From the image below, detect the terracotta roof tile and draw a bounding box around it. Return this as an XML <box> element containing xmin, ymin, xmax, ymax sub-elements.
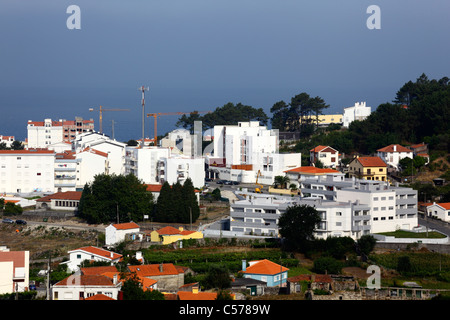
<box><xmin>36</xmin><ymin>191</ymin><xmax>82</xmax><ymax>202</ymax></box>
<box><xmin>243</xmin><ymin>259</ymin><xmax>289</xmax><ymax>275</ymax></box>
<box><xmin>284</xmin><ymin>166</ymin><xmax>339</xmax><ymax>175</ymax></box>
<box><xmin>128</xmin><ymin>263</ymin><xmax>183</xmax><ymax>277</ymax></box>
<box><xmin>69</xmin><ymin>246</ymin><xmax>122</xmax><ymax>261</ymax></box>
<box><xmin>81</xmin><ymin>266</ymin><xmax>119</xmax><ymax>276</ymax></box>
<box><xmin>112</xmin><ymin>222</ymin><xmax>140</xmax><ymax>230</ymax></box>
<box><xmin>436</xmin><ymin>203</ymin><xmax>450</xmax><ymax>210</ymax></box>
<box><xmin>177</xmin><ymin>291</ymin><xmax>218</xmax><ymax>300</ymax></box>
<box><xmin>377</xmin><ymin>144</ymin><xmax>412</xmax><ymax>153</ymax></box>
<box><xmin>156</xmin><ymin>226</ymin><xmax>183</xmax><ymax>235</ymax></box>
<box><xmin>54</xmin><ymin>274</ymin><xmax>116</xmax><ymax>287</ymax></box>
<box><xmin>355</xmin><ymin>156</ymin><xmax>387</xmax><ymax>167</ymax></box>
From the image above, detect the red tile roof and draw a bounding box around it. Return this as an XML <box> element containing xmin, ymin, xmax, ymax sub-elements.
<box><xmin>81</xmin><ymin>147</ymin><xmax>108</xmax><ymax>158</ymax></box>
<box><xmin>436</xmin><ymin>203</ymin><xmax>450</xmax><ymax>210</ymax></box>
<box><xmin>377</xmin><ymin>144</ymin><xmax>412</xmax><ymax>153</ymax></box>
<box><xmin>54</xmin><ymin>274</ymin><xmax>116</xmax><ymax>287</ymax></box>
<box><xmin>310</xmin><ymin>145</ymin><xmax>337</xmax><ymax>153</ymax></box>
<box><xmin>156</xmin><ymin>226</ymin><xmax>183</xmax><ymax>235</ymax></box>
<box><xmin>0</xmin><ymin>251</ymin><xmax>27</xmax><ymax>271</ymax></box>
<box><xmin>55</xmin><ymin>151</ymin><xmax>76</xmax><ymax>160</ymax></box>
<box><xmin>354</xmin><ymin>156</ymin><xmax>387</xmax><ymax>167</ymax></box>
<box><xmin>177</xmin><ymin>291</ymin><xmax>218</xmax><ymax>300</ymax></box>
<box><xmin>84</xmin><ymin>294</ymin><xmax>115</xmax><ymax>300</ymax></box>
<box><xmin>69</xmin><ymin>246</ymin><xmax>122</xmax><ymax>261</ymax></box>
<box><xmin>0</xmin><ymin>149</ymin><xmax>55</xmax><ymax>155</ymax></box>
<box><xmin>242</xmin><ymin>259</ymin><xmax>289</xmax><ymax>275</ymax></box>
<box><xmin>128</xmin><ymin>263</ymin><xmax>183</xmax><ymax>277</ymax></box>
<box><xmin>112</xmin><ymin>222</ymin><xmax>140</xmax><ymax>230</ymax></box>
<box><xmin>36</xmin><ymin>191</ymin><xmax>82</xmax><ymax>202</ymax></box>
<box><xmin>145</xmin><ymin>184</ymin><xmax>163</xmax><ymax>192</ymax></box>
<box><xmin>284</xmin><ymin>166</ymin><xmax>339</xmax><ymax>175</ymax></box>
<box><xmin>81</xmin><ymin>266</ymin><xmax>119</xmax><ymax>276</ymax></box>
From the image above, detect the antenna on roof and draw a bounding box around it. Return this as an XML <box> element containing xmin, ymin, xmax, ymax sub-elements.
<box><xmin>139</xmin><ymin>86</ymin><xmax>150</xmax><ymax>148</ymax></box>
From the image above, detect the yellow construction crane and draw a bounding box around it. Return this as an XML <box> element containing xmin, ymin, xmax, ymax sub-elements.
<box><xmin>89</xmin><ymin>106</ymin><xmax>130</xmax><ymax>134</ymax></box>
<box><xmin>255</xmin><ymin>170</ymin><xmax>264</xmax><ymax>193</ymax></box>
<box><xmin>146</xmin><ymin>110</ymin><xmax>211</xmax><ymax>146</ymax></box>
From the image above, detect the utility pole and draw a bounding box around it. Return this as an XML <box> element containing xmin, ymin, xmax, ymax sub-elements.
<box><xmin>139</xmin><ymin>86</ymin><xmax>149</xmax><ymax>147</ymax></box>
<box><xmin>46</xmin><ymin>253</ymin><xmax>51</xmax><ymax>300</ymax></box>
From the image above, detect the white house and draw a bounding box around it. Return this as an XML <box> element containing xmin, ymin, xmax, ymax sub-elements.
<box><xmin>342</xmin><ymin>102</ymin><xmax>371</xmax><ymax>128</ymax></box>
<box><xmin>52</xmin><ymin>274</ymin><xmax>121</xmax><ymax>300</ymax></box>
<box><xmin>377</xmin><ymin>144</ymin><xmax>413</xmax><ymax>170</ymax></box>
<box><xmin>63</xmin><ymin>246</ymin><xmax>122</xmax><ymax>273</ymax></box>
<box><xmin>0</xmin><ymin>149</ymin><xmax>55</xmax><ymax>194</ymax></box>
<box><xmin>0</xmin><ymin>247</ymin><xmax>30</xmax><ymax>294</ymax></box>
<box><xmin>35</xmin><ymin>191</ymin><xmax>82</xmax><ymax>211</ymax></box>
<box><xmin>427</xmin><ymin>202</ymin><xmax>450</xmax><ymax>222</ymax></box>
<box><xmin>310</xmin><ymin>145</ymin><xmax>339</xmax><ymax>168</ymax></box>
<box><xmin>105</xmin><ymin>222</ymin><xmax>141</xmax><ymax>247</ymax></box>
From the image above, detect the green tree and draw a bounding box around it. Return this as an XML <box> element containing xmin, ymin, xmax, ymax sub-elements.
<box><xmin>181</xmin><ymin>178</ymin><xmax>200</xmax><ymax>223</ymax></box>
<box><xmin>176</xmin><ymin>102</ymin><xmax>269</xmax><ymax>131</ymax></box>
<box><xmin>356</xmin><ymin>235</ymin><xmax>377</xmax><ymax>256</ymax></box>
<box><xmin>78</xmin><ymin>173</ymin><xmax>154</xmax><ymax>224</ymax></box>
<box><xmin>10</xmin><ymin>140</ymin><xmax>24</xmax><ymax>150</ymax></box>
<box><xmin>313</xmin><ymin>256</ymin><xmax>343</xmax><ymax>274</ymax></box>
<box><xmin>278</xmin><ymin>204</ymin><xmax>322</xmax><ymax>252</ymax></box>
<box><xmin>202</xmin><ymin>264</ymin><xmax>231</xmax><ymax>290</ymax></box>
<box><xmin>154</xmin><ymin>181</ymin><xmax>176</xmax><ymax>222</ymax></box>
<box><xmin>121</xmin><ymin>273</ymin><xmax>165</xmax><ymax>300</ymax></box>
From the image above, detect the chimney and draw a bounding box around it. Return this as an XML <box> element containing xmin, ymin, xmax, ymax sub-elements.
<box><xmin>113</xmin><ymin>274</ymin><xmax>118</xmax><ymax>285</ymax></box>
<box><xmin>110</xmin><ymin>252</ymin><xmax>113</xmax><ymax>258</ymax></box>
<box><xmin>393</xmin><ymin>145</ymin><xmax>397</xmax><ymax>152</ymax></box>
<box><xmin>242</xmin><ymin>260</ymin><xmax>247</xmax><ymax>272</ymax></box>
<box><xmin>159</xmin><ymin>263</ymin><xmax>163</xmax><ymax>273</ymax></box>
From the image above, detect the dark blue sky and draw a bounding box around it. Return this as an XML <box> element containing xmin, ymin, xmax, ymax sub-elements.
<box><xmin>1</xmin><ymin>0</ymin><xmax>449</xmax><ymax>142</ymax></box>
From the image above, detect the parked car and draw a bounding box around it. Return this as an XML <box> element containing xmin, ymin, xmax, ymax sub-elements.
<box><xmin>15</xmin><ymin>219</ymin><xmax>27</xmax><ymax>225</ymax></box>
<box><xmin>223</xmin><ymin>180</ymin><xmax>232</xmax><ymax>185</ymax></box>
<box><xmin>2</xmin><ymin>218</ymin><xmax>14</xmax><ymax>224</ymax></box>
<box><xmin>216</xmin><ymin>180</ymin><xmax>224</xmax><ymax>184</ymax></box>
<box><xmin>232</xmin><ymin>181</ymin><xmax>240</xmax><ymax>185</ymax></box>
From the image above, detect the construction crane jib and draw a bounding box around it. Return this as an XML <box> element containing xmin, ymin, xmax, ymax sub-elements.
<box><xmin>89</xmin><ymin>106</ymin><xmax>130</xmax><ymax>134</ymax></box>
<box><xmin>146</xmin><ymin>110</ymin><xmax>211</xmax><ymax>146</ymax></box>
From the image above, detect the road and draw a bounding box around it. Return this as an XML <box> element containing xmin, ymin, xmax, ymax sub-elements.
<box><xmin>418</xmin><ymin>214</ymin><xmax>450</xmax><ymax>238</ymax></box>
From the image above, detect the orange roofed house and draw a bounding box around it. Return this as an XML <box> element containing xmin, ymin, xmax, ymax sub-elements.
<box><xmin>105</xmin><ymin>222</ymin><xmax>141</xmax><ymax>247</ymax></box>
<box><xmin>150</xmin><ymin>226</ymin><xmax>203</xmax><ymax>245</ymax></box>
<box><xmin>128</xmin><ymin>263</ymin><xmax>186</xmax><ymax>291</ymax></box>
<box><xmin>62</xmin><ymin>246</ymin><xmax>122</xmax><ymax>273</ymax></box>
<box><xmin>310</xmin><ymin>145</ymin><xmax>340</xmax><ymax>168</ymax></box>
<box><xmin>241</xmin><ymin>259</ymin><xmax>289</xmax><ymax>287</ymax></box>
<box><xmin>348</xmin><ymin>156</ymin><xmax>387</xmax><ymax>182</ymax></box>
<box><xmin>427</xmin><ymin>202</ymin><xmax>450</xmax><ymax>223</ymax></box>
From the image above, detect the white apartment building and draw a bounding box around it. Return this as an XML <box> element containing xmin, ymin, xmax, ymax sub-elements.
<box><xmin>158</xmin><ymin>155</ymin><xmax>205</xmax><ymax>188</ymax></box>
<box><xmin>229</xmin><ymin>192</ymin><xmax>356</xmax><ymax>239</ymax></box>
<box><xmin>342</xmin><ymin>102</ymin><xmax>371</xmax><ymax>128</ymax></box>
<box><xmin>54</xmin><ymin>151</ymin><xmax>77</xmax><ymax>192</ymax></box>
<box><xmin>73</xmin><ymin>132</ymin><xmax>126</xmax><ymax>176</ymax></box>
<box><xmin>125</xmin><ymin>146</ymin><xmax>170</xmax><ymax>185</ymax></box>
<box><xmin>27</xmin><ymin>117</ymin><xmax>94</xmax><ymax>148</ymax></box>
<box><xmin>209</xmin><ymin>121</ymin><xmax>301</xmax><ymax>184</ymax></box>
<box><xmin>376</xmin><ymin>144</ymin><xmax>413</xmax><ymax>170</ymax></box>
<box><xmin>75</xmin><ymin>147</ymin><xmax>109</xmax><ymax>189</ymax></box>
<box><xmin>0</xmin><ymin>149</ymin><xmax>55</xmax><ymax>194</ymax></box>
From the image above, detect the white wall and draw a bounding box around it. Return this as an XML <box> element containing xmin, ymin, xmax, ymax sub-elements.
<box><xmin>0</xmin><ymin>151</ymin><xmax>55</xmax><ymax>193</ymax></box>
<box><xmin>75</xmin><ymin>151</ymin><xmax>107</xmax><ymax>189</ymax></box>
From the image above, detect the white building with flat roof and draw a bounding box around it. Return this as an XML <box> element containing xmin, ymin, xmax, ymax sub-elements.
<box><xmin>209</xmin><ymin>121</ymin><xmax>301</xmax><ymax>184</ymax></box>
<box><xmin>0</xmin><ymin>149</ymin><xmax>55</xmax><ymax>194</ymax></box>
<box><xmin>342</xmin><ymin>102</ymin><xmax>371</xmax><ymax>127</ymax></box>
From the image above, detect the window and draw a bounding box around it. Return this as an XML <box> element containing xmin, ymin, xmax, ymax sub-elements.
<box><xmin>336</xmin><ymin>212</ymin><xmax>342</xmax><ymax>216</ymax></box>
<box><xmin>336</xmin><ymin>222</ymin><xmax>342</xmax><ymax>226</ymax></box>
<box><xmin>77</xmin><ymin>254</ymin><xmax>81</xmax><ymax>259</ymax></box>
<box><xmin>373</xmin><ymin>217</ymin><xmax>378</xmax><ymax>221</ymax></box>
<box><xmin>381</xmin><ymin>217</ymin><xmax>386</xmax><ymax>220</ymax></box>
<box><xmin>373</xmin><ymin>197</ymin><xmax>378</xmax><ymax>201</ymax></box>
